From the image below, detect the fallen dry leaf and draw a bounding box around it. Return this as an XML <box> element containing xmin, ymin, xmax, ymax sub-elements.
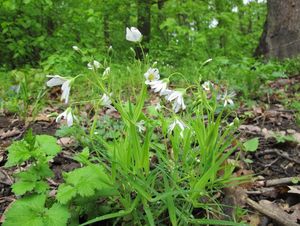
<box><xmin>289</xmin><ymin>203</ymin><xmax>300</xmax><ymax>223</ymax></box>
<box><xmin>288</xmin><ymin>186</ymin><xmax>300</xmax><ymax>195</ymax></box>
<box><xmin>0</xmin><ymin>127</ymin><xmax>21</xmax><ymax>139</ymax></box>
<box><xmin>239</xmin><ymin>125</ymin><xmax>262</xmax><ymax>133</ymax></box>
<box><xmin>57</xmin><ymin>137</ymin><xmax>76</xmax><ymax>147</ymax></box>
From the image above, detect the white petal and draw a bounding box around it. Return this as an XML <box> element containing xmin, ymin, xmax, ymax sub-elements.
<box><xmin>103</xmin><ymin>67</ymin><xmax>110</xmax><ymax>76</ymax></box>
<box><xmin>228</xmin><ymin>99</ymin><xmax>234</xmax><ymax>106</ymax></box>
<box><xmin>56</xmin><ymin>111</ymin><xmax>66</xmax><ymax>123</ymax></box>
<box><xmin>126</xmin><ymin>27</ymin><xmax>142</xmax><ymax>42</ymax></box>
<box><xmin>93</xmin><ymin>60</ymin><xmax>101</xmax><ymax>69</ymax></box>
<box><xmin>224</xmin><ymin>100</ymin><xmax>228</xmax><ymax>107</ymax></box>
<box><xmin>66</xmin><ymin>112</ymin><xmax>73</xmax><ymax>127</ymax></box>
<box><xmin>161</xmin><ymin>89</ymin><xmax>172</xmax><ymax>98</ymax></box>
<box><xmin>174</xmin><ymin>102</ymin><xmax>180</xmax><ymax>113</ymax></box>
<box><xmin>168</xmin><ymin>121</ymin><xmax>176</xmax><ymax>134</ymax></box>
<box><xmin>61</xmin><ymin>81</ymin><xmax>71</xmax><ymax>104</ymax></box>
<box><xmin>168</xmin><ymin>91</ymin><xmax>180</xmax><ymax>102</ymax></box>
<box><xmin>126</xmin><ymin>27</ymin><xmax>134</xmax><ymax>42</ymax></box>
<box><xmin>46</xmin><ymin>76</ymin><xmax>66</xmax><ymax>87</ymax></box>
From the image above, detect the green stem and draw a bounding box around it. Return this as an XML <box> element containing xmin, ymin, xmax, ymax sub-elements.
<box><xmin>138</xmin><ymin>42</ymin><xmax>146</xmax><ymax>62</ymax></box>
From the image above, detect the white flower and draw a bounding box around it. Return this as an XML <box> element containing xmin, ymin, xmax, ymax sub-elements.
<box><xmin>87</xmin><ymin>60</ymin><xmax>101</xmax><ymax>70</ymax></box>
<box><xmin>100</xmin><ymin>93</ymin><xmax>112</xmax><ymax>107</ymax></box>
<box><xmin>103</xmin><ymin>67</ymin><xmax>110</xmax><ymax>76</ymax></box>
<box><xmin>149</xmin><ymin>79</ymin><xmax>169</xmax><ymax>96</ymax></box>
<box><xmin>243</xmin><ymin>0</ymin><xmax>265</xmax><ymax>4</ymax></box>
<box><xmin>209</xmin><ymin>18</ymin><xmax>218</xmax><ymax>29</ymax></box>
<box><xmin>72</xmin><ymin>46</ymin><xmax>80</xmax><ymax>52</ymax></box>
<box><xmin>202</xmin><ymin>81</ymin><xmax>213</xmax><ymax>91</ymax></box>
<box><xmin>161</xmin><ymin>89</ymin><xmax>173</xmax><ymax>99</ymax></box>
<box><xmin>222</xmin><ymin>91</ymin><xmax>235</xmax><ymax>107</ymax></box>
<box><xmin>46</xmin><ymin>75</ymin><xmax>72</xmax><ymax>104</ymax></box>
<box><xmin>144</xmin><ymin>68</ymin><xmax>160</xmax><ymax>84</ymax></box>
<box><xmin>232</xmin><ymin>6</ymin><xmax>238</xmax><ymax>12</ymax></box>
<box><xmin>100</xmin><ymin>93</ymin><xmax>116</xmax><ymax>112</ymax></box>
<box><xmin>168</xmin><ymin>119</ymin><xmax>186</xmax><ymax>137</ymax></box>
<box><xmin>136</xmin><ymin>120</ymin><xmax>146</xmax><ymax>133</ymax></box>
<box><xmin>56</xmin><ymin>108</ymin><xmax>75</xmax><ymax>127</ymax></box>
<box><xmin>61</xmin><ymin>80</ymin><xmax>71</xmax><ymax>104</ymax></box>
<box><xmin>46</xmin><ymin>75</ymin><xmax>65</xmax><ymax>87</ymax></box>
<box><xmin>126</xmin><ymin>27</ymin><xmax>142</xmax><ymax>43</ymax></box>
<box><xmin>166</xmin><ymin>90</ymin><xmax>186</xmax><ymax>113</ymax></box>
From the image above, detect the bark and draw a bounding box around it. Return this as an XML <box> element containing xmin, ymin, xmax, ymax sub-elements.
<box><xmin>255</xmin><ymin>0</ymin><xmax>300</xmax><ymax>59</ymax></box>
<box><xmin>137</xmin><ymin>0</ymin><xmax>151</xmax><ymax>60</ymax></box>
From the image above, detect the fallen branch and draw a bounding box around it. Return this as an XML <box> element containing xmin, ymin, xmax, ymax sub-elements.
<box><xmin>246</xmin><ymin>198</ymin><xmax>299</xmax><ymax>226</ymax></box>
<box><xmin>256</xmin><ymin>176</ymin><xmax>300</xmax><ymax>187</ymax></box>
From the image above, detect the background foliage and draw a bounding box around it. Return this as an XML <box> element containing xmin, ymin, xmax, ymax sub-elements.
<box><xmin>0</xmin><ymin>0</ymin><xmax>266</xmax><ymax>69</ymax></box>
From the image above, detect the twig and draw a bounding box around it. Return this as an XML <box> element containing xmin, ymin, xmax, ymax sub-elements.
<box><xmin>246</xmin><ymin>198</ymin><xmax>299</xmax><ymax>226</ymax></box>
<box><xmin>257</xmin><ymin>149</ymin><xmax>300</xmax><ymax>165</ymax></box>
<box><xmin>246</xmin><ymin>187</ymin><xmax>277</xmax><ymax>195</ymax></box>
<box><xmin>256</xmin><ymin>176</ymin><xmax>300</xmax><ymax>187</ymax></box>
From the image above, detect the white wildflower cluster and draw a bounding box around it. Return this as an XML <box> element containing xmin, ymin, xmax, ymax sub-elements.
<box><xmin>46</xmin><ymin>52</ymin><xmax>112</xmax><ymax>127</ymax></box>
<box><xmin>46</xmin><ymin>74</ymin><xmax>76</xmax><ymax>127</ymax></box>
<box><xmin>46</xmin><ymin>75</ymin><xmax>72</xmax><ymax>104</ymax></box>
<box><xmin>46</xmin><ymin>27</ymin><xmax>236</xmax><ymax>136</ymax></box>
<box><xmin>201</xmin><ymin>80</ymin><xmax>235</xmax><ymax>107</ymax></box>
<box><xmin>87</xmin><ymin>60</ymin><xmax>101</xmax><ymax>71</ymax></box>
<box><xmin>143</xmin><ymin>67</ymin><xmax>186</xmax><ymax>113</ymax></box>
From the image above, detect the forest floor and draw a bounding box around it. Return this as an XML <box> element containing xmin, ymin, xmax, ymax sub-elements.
<box><xmin>0</xmin><ymin>76</ymin><xmax>300</xmax><ymax>225</ymax></box>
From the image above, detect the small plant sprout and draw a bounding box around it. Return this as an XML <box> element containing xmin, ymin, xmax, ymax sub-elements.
<box><xmin>46</xmin><ymin>75</ymin><xmax>72</xmax><ymax>104</ymax></box>
<box><xmin>87</xmin><ymin>60</ymin><xmax>101</xmax><ymax>71</ymax></box>
<box><xmin>202</xmin><ymin>81</ymin><xmax>213</xmax><ymax>91</ymax></box>
<box><xmin>126</xmin><ymin>27</ymin><xmax>142</xmax><ymax>43</ymax></box>
<box><xmin>136</xmin><ymin>120</ymin><xmax>146</xmax><ymax>133</ymax></box>
<box><xmin>166</xmin><ymin>89</ymin><xmax>186</xmax><ymax>113</ymax></box>
<box><xmin>222</xmin><ymin>91</ymin><xmax>236</xmax><ymax>107</ymax></box>
<box><xmin>168</xmin><ymin>119</ymin><xmax>186</xmax><ymax>137</ymax></box>
<box><xmin>56</xmin><ymin>108</ymin><xmax>75</xmax><ymax>127</ymax></box>
<box><xmin>149</xmin><ymin>78</ymin><xmax>169</xmax><ymax>96</ymax></box>
<box><xmin>144</xmin><ymin>67</ymin><xmax>160</xmax><ymax>84</ymax></box>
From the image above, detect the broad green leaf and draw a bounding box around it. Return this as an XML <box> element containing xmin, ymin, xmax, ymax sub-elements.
<box><xmin>34</xmin><ymin>181</ymin><xmax>49</xmax><ymax>193</ymax></box>
<box><xmin>12</xmin><ymin>180</ymin><xmax>35</xmax><ymax>195</ymax></box>
<box><xmin>35</xmin><ymin>135</ymin><xmax>61</xmax><ymax>156</ymax></box>
<box><xmin>243</xmin><ymin>137</ymin><xmax>259</xmax><ymax>152</ymax></box>
<box><xmin>44</xmin><ymin>203</ymin><xmax>70</xmax><ymax>226</ymax></box>
<box><xmin>56</xmin><ymin>184</ymin><xmax>77</xmax><ymax>204</ymax></box>
<box><xmin>3</xmin><ymin>195</ymin><xmax>46</xmax><ymax>226</ymax></box>
<box><xmin>5</xmin><ymin>141</ymin><xmax>31</xmax><ymax>167</ymax></box>
<box><xmin>57</xmin><ymin>164</ymin><xmax>113</xmax><ymax>204</ymax></box>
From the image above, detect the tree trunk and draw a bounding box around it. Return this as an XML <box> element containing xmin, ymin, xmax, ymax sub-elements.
<box><xmin>255</xmin><ymin>0</ymin><xmax>300</xmax><ymax>59</ymax></box>
<box><xmin>137</xmin><ymin>0</ymin><xmax>151</xmax><ymax>60</ymax></box>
